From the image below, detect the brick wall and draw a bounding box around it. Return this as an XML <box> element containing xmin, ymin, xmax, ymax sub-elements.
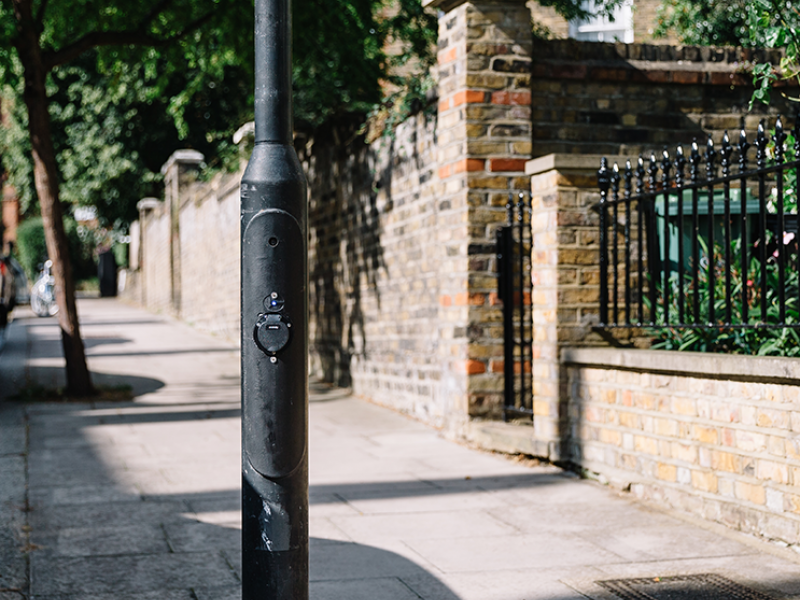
<box><xmin>434</xmin><ymin>0</ymin><xmax>533</xmax><ymax>421</ymax></box>
<box><xmin>178</xmin><ymin>171</ymin><xmax>240</xmax><ymax>340</ymax></box>
<box><xmin>2</xmin><ymin>186</ymin><xmax>19</xmax><ymax>250</ymax></box>
<box><xmin>532</xmin><ymin>41</ymin><xmax>794</xmax><ymax>158</ymax></box>
<box><xmin>302</xmin><ymin>114</ymin><xmax>460</xmax><ymax>425</ymax></box>
<box><xmin>563</xmin><ymin>348</ymin><xmax>800</xmax><ymax>546</ymax></box>
<box><xmin>125</xmin><ymin>161</ymin><xmax>242</xmax><ymax>341</ymax></box>
<box><xmin>139</xmin><ymin>203</ymin><xmax>171</xmax><ymax>314</ymax></box>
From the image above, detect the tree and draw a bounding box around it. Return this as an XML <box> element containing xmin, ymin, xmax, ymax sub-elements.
<box><xmin>655</xmin><ymin>0</ymin><xmax>752</xmax><ymax>46</ymax></box>
<box><xmin>1</xmin><ymin>0</ymin><xmax>253</xmax><ymax>395</ymax></box>
<box><xmin>746</xmin><ymin>0</ymin><xmax>800</xmax><ymax>108</ymax></box>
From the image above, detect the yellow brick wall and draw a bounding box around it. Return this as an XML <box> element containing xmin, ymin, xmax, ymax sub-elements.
<box><xmin>564</xmin><ymin>352</ymin><xmax>800</xmax><ymax>546</ymax></box>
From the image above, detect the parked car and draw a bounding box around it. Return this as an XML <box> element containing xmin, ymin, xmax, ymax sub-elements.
<box><xmin>0</xmin><ymin>254</ymin><xmax>18</xmax><ymax>327</ymax></box>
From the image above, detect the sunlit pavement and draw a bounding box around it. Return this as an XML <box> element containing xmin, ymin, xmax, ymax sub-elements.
<box><xmin>1</xmin><ymin>298</ymin><xmax>800</xmax><ymax>600</ymax></box>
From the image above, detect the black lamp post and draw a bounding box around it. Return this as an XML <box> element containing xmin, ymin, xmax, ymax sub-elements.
<box><xmin>240</xmin><ymin>0</ymin><xmax>308</xmax><ymax>597</ymax></box>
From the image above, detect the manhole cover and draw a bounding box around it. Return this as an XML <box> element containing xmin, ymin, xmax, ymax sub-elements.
<box><xmin>597</xmin><ymin>574</ymin><xmax>777</xmax><ymax>600</ymax></box>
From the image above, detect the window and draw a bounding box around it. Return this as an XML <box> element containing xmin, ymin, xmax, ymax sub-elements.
<box><xmin>568</xmin><ymin>0</ymin><xmax>634</xmax><ymax>43</ymax></box>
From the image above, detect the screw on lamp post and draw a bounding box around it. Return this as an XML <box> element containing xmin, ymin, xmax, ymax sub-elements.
<box><xmin>241</xmin><ymin>0</ymin><xmax>308</xmax><ymax>597</ymax></box>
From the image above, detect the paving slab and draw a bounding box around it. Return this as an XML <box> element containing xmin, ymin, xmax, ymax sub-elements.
<box><xmin>2</xmin><ymin>298</ymin><xmax>800</xmax><ymax>600</ymax></box>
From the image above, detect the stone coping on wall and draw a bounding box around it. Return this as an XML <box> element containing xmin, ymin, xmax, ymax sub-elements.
<box><xmin>533</xmin><ymin>39</ymin><xmax>784</xmax><ymax>66</ymax></box>
<box><xmin>526</xmin><ymin>154</ymin><xmax>626</xmax><ymax>175</ymax></box>
<box><xmin>423</xmin><ymin>0</ymin><xmax>527</xmax><ymax>7</ymax></box>
<box><xmin>562</xmin><ymin>347</ymin><xmax>800</xmax><ymax>383</ymax></box>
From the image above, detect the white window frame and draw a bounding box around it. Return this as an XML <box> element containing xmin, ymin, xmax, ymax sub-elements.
<box><xmin>568</xmin><ymin>0</ymin><xmax>634</xmax><ymax>44</ymax></box>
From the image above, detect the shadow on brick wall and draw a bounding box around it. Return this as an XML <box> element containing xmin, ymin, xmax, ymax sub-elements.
<box><xmin>303</xmin><ymin>120</ymin><xmax>389</xmax><ymax>388</ymax></box>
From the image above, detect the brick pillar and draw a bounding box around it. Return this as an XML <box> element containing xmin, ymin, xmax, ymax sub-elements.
<box><xmin>527</xmin><ymin>154</ymin><xmax>623</xmax><ymax>457</ymax></box>
<box><xmin>2</xmin><ymin>184</ymin><xmax>20</xmax><ymax>251</ymax></box>
<box><xmin>428</xmin><ymin>0</ymin><xmax>533</xmax><ymax>423</ymax></box>
<box><xmin>160</xmin><ymin>150</ymin><xmax>204</xmax><ymax>316</ymax></box>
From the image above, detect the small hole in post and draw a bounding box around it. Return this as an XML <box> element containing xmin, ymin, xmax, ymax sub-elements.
<box><xmin>268</xmin><ymin>237</ymin><xmax>278</xmax><ymax>247</ymax></box>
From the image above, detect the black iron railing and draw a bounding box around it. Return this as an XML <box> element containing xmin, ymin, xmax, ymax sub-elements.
<box><xmin>497</xmin><ymin>192</ymin><xmax>533</xmax><ymax>420</ymax></box>
<box><xmin>597</xmin><ymin>117</ymin><xmax>800</xmax><ymax>331</ymax></box>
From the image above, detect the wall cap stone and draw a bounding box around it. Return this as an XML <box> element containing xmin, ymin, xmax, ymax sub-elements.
<box><xmin>233</xmin><ymin>121</ymin><xmax>255</xmax><ymax>145</ymax></box>
<box><xmin>160</xmin><ymin>149</ymin><xmax>205</xmax><ymax>175</ymax></box>
<box><xmin>423</xmin><ymin>0</ymin><xmax>527</xmax><ymax>9</ymax></box>
<box><xmin>526</xmin><ymin>154</ymin><xmax>628</xmax><ymax>175</ymax></box>
<box><xmin>562</xmin><ymin>347</ymin><xmax>800</xmax><ymax>382</ymax></box>
<box><xmin>136</xmin><ymin>197</ymin><xmax>162</xmax><ymax>212</ymax></box>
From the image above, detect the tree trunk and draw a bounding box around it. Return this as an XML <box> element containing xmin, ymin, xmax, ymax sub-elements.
<box><xmin>13</xmin><ymin>0</ymin><xmax>94</xmax><ymax>396</ymax></box>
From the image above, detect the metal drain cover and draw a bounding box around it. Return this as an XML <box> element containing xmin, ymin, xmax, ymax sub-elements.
<box><xmin>597</xmin><ymin>574</ymin><xmax>776</xmax><ymax>600</ymax></box>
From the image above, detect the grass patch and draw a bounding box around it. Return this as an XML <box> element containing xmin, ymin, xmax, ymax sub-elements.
<box><xmin>12</xmin><ymin>383</ymin><xmax>133</xmax><ymax>403</ymax></box>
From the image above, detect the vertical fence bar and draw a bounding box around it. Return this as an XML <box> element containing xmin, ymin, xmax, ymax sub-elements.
<box><xmin>795</xmin><ymin>117</ymin><xmax>800</xmax><ymax>319</ymax></box>
<box><xmin>648</xmin><ymin>154</ymin><xmax>659</xmax><ymax>324</ymax></box>
<box><xmin>661</xmin><ymin>150</ymin><xmax>672</xmax><ymax>324</ymax></box>
<box><xmin>611</xmin><ymin>165</ymin><xmax>621</xmax><ymax>325</ymax></box>
<box><xmin>721</xmin><ymin>132</ymin><xmax>733</xmax><ymax>325</ymax></box>
<box><xmin>739</xmin><ymin>128</ymin><xmax>750</xmax><ymax>324</ymax></box>
<box><xmin>526</xmin><ymin>191</ymin><xmax>533</xmax><ymax>416</ymax></box>
<box><xmin>636</xmin><ymin>157</ymin><xmax>645</xmax><ymax>325</ymax></box>
<box><xmin>598</xmin><ymin>159</ymin><xmax>610</xmax><ymax>326</ymax></box>
<box><xmin>624</xmin><ymin>160</ymin><xmax>632</xmax><ymax>325</ymax></box>
<box><xmin>705</xmin><ymin>137</ymin><xmax>717</xmax><ymax>324</ymax></box>
<box><xmin>501</xmin><ymin>200</ymin><xmax>514</xmax><ymax>420</ymax></box>
<box><xmin>775</xmin><ymin>117</ymin><xmax>787</xmax><ymax>324</ymax></box>
<box><xmin>675</xmin><ymin>147</ymin><xmax>686</xmax><ymax>324</ymax></box>
<box><xmin>516</xmin><ymin>192</ymin><xmax>525</xmax><ymax>413</ymax></box>
<box><xmin>756</xmin><ymin>121</ymin><xmax>769</xmax><ymax>324</ymax></box>
<box><xmin>690</xmin><ymin>141</ymin><xmax>701</xmax><ymax>324</ymax></box>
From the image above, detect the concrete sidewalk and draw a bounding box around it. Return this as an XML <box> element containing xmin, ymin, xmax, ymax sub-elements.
<box><xmin>2</xmin><ymin>298</ymin><xmax>800</xmax><ymax>600</ymax></box>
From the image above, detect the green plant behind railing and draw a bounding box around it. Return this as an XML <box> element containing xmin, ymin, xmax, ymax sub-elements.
<box><xmin>649</xmin><ymin>236</ymin><xmax>800</xmax><ymax>356</ymax></box>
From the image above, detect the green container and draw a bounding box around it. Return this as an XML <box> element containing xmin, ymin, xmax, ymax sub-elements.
<box><xmin>654</xmin><ymin>188</ymin><xmax>761</xmax><ymax>270</ymax></box>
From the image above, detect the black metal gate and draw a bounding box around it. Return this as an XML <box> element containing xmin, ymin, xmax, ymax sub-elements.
<box><xmin>496</xmin><ymin>192</ymin><xmax>533</xmax><ymax>421</ymax></box>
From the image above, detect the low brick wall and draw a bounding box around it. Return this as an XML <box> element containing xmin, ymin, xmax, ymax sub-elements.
<box><xmin>563</xmin><ymin>347</ymin><xmax>800</xmax><ymax>546</ymax></box>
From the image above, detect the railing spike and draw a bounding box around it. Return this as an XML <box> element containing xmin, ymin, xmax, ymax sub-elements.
<box><xmin>775</xmin><ymin>115</ymin><xmax>787</xmax><ymax>163</ymax></box>
<box><xmin>597</xmin><ymin>157</ymin><xmax>610</xmax><ymax>194</ymax></box>
<box><xmin>636</xmin><ymin>156</ymin><xmax>645</xmax><ymax>193</ymax></box>
<box><xmin>624</xmin><ymin>159</ymin><xmax>633</xmax><ymax>197</ymax></box>
<box><xmin>647</xmin><ymin>152</ymin><xmax>658</xmax><ymax>192</ymax></box>
<box><xmin>738</xmin><ymin>127</ymin><xmax>750</xmax><ymax>173</ymax></box>
<box><xmin>705</xmin><ymin>135</ymin><xmax>717</xmax><ymax>179</ymax></box>
<box><xmin>720</xmin><ymin>131</ymin><xmax>733</xmax><ymax>175</ymax></box>
<box><xmin>675</xmin><ymin>146</ymin><xmax>686</xmax><ymax>185</ymax></box>
<box><xmin>756</xmin><ymin>119</ymin><xmax>768</xmax><ymax>169</ymax></box>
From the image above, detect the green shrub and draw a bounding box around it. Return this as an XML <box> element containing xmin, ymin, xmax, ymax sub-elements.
<box><xmin>650</xmin><ymin>238</ymin><xmax>800</xmax><ymax>356</ymax></box>
<box><xmin>15</xmin><ymin>216</ymin><xmax>96</xmax><ymax>281</ymax></box>
<box><xmin>112</xmin><ymin>242</ymin><xmax>128</xmax><ymax>269</ymax></box>
<box><xmin>16</xmin><ymin>217</ymin><xmax>48</xmax><ymax>280</ymax></box>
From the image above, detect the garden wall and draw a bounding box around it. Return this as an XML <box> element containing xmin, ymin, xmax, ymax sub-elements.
<box><xmin>562</xmin><ymin>348</ymin><xmax>800</xmax><ymax>547</ymax></box>
<box><xmin>532</xmin><ymin>40</ymin><xmax>793</xmax><ymax>158</ymax></box>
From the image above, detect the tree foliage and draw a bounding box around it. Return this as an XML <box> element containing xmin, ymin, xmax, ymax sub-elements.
<box><xmin>655</xmin><ymin>0</ymin><xmax>752</xmax><ymax>46</ymax></box>
<box><xmin>747</xmin><ymin>0</ymin><xmax>800</xmax><ymax>108</ymax></box>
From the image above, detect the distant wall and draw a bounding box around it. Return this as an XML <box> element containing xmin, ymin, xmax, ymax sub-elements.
<box><xmin>178</xmin><ymin>174</ymin><xmax>240</xmax><ymax>340</ymax></box>
<box><xmin>124</xmin><ymin>163</ymin><xmax>241</xmax><ymax>342</ymax></box>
